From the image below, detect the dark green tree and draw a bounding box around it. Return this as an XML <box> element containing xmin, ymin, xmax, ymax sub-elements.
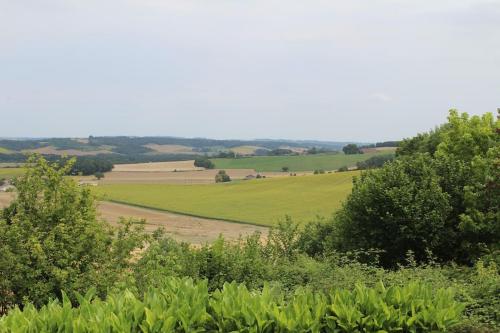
<box><xmin>333</xmin><ymin>110</ymin><xmax>499</xmax><ymax>266</ymax></box>
<box><xmin>215</xmin><ymin>170</ymin><xmax>231</xmax><ymax>183</ymax></box>
<box><xmin>342</xmin><ymin>144</ymin><xmax>362</xmax><ymax>154</ymax></box>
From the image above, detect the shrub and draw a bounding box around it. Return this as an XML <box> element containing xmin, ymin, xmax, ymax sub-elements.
<box><xmin>342</xmin><ymin>144</ymin><xmax>363</xmax><ymax>154</ymax></box>
<box><xmin>215</xmin><ymin>170</ymin><xmax>231</xmax><ymax>183</ymax></box>
<box><xmin>0</xmin><ymin>156</ymin><xmax>145</xmax><ymax>310</ymax></box>
<box><xmin>194</xmin><ymin>156</ymin><xmax>215</xmax><ymax>169</ymax></box>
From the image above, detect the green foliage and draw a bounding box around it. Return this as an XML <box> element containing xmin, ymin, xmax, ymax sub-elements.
<box><xmin>0</xmin><ymin>156</ymin><xmax>145</xmax><ymax>309</ymax></box>
<box><xmin>214</xmin><ymin>170</ymin><xmax>231</xmax><ymax>183</ymax></box>
<box><xmin>356</xmin><ymin>153</ymin><xmax>394</xmax><ymax>170</ymax></box>
<box><xmin>335</xmin><ymin>154</ymin><xmax>452</xmax><ymax>267</ymax></box>
<box><xmin>0</xmin><ymin>277</ymin><xmax>463</xmax><ymax>332</ymax></box>
<box><xmin>70</xmin><ymin>156</ymin><xmax>114</xmax><ymax>176</ymax></box>
<box><xmin>94</xmin><ymin>171</ymin><xmax>105</xmax><ymax>179</ymax></box>
<box><xmin>194</xmin><ymin>156</ymin><xmax>215</xmax><ymax>169</ymax></box>
<box><xmin>342</xmin><ymin>144</ymin><xmax>362</xmax><ymax>155</ymax></box>
<box><xmin>331</xmin><ymin>110</ymin><xmax>499</xmax><ymax>266</ymax></box>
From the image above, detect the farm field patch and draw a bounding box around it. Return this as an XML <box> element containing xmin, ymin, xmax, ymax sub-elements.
<box><xmin>97</xmin><ymin>171</ymin><xmax>358</xmax><ymax>226</ymax></box>
<box><xmin>82</xmin><ymin>169</ymin><xmax>281</xmax><ymax>184</ymax></box>
<box><xmin>0</xmin><ymin>193</ymin><xmax>264</xmax><ymax>243</ymax></box>
<box><xmin>211</xmin><ymin>152</ymin><xmax>391</xmax><ymax>172</ymax></box>
<box><xmin>22</xmin><ymin>146</ymin><xmax>113</xmax><ymax>156</ymax></box>
<box><xmin>0</xmin><ymin>167</ymin><xmax>26</xmax><ymax>179</ymax></box>
<box><xmin>0</xmin><ymin>147</ymin><xmax>12</xmax><ymax>154</ymax></box>
<box><xmin>144</xmin><ymin>144</ymin><xmax>198</xmax><ymax>154</ymax></box>
<box><xmin>113</xmin><ymin>160</ymin><xmax>203</xmax><ymax>172</ymax></box>
<box><xmin>229</xmin><ymin>145</ymin><xmax>266</xmax><ymax>155</ymax></box>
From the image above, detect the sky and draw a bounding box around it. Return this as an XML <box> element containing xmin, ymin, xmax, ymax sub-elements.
<box><xmin>0</xmin><ymin>0</ymin><xmax>499</xmax><ymax>142</ymax></box>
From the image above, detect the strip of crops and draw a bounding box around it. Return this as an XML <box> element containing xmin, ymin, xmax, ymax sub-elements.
<box><xmin>0</xmin><ymin>277</ymin><xmax>463</xmax><ymax>332</ymax></box>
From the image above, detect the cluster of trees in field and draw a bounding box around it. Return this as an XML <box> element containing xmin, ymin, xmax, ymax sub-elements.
<box><xmin>342</xmin><ymin>144</ymin><xmax>363</xmax><ymax>154</ymax></box>
<box><xmin>0</xmin><ymin>110</ymin><xmax>498</xmax><ymax>332</ymax></box>
<box><xmin>215</xmin><ymin>170</ymin><xmax>231</xmax><ymax>183</ymax></box>
<box><xmin>355</xmin><ymin>154</ymin><xmax>394</xmax><ymax>170</ymax></box>
<box><xmin>194</xmin><ymin>156</ymin><xmax>215</xmax><ymax>169</ymax></box>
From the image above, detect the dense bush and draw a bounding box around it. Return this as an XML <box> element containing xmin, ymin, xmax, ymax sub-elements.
<box><xmin>215</xmin><ymin>170</ymin><xmax>231</xmax><ymax>183</ymax></box>
<box><xmin>0</xmin><ymin>156</ymin><xmax>145</xmax><ymax>309</ymax></box>
<box><xmin>356</xmin><ymin>153</ymin><xmax>394</xmax><ymax>169</ymax></box>
<box><xmin>0</xmin><ymin>277</ymin><xmax>464</xmax><ymax>332</ymax></box>
<box><xmin>69</xmin><ymin>156</ymin><xmax>114</xmax><ymax>175</ymax></box>
<box><xmin>342</xmin><ymin>144</ymin><xmax>363</xmax><ymax>154</ymax></box>
<box><xmin>194</xmin><ymin>156</ymin><xmax>215</xmax><ymax>169</ymax></box>
<box><xmin>327</xmin><ymin>110</ymin><xmax>499</xmax><ymax>266</ymax></box>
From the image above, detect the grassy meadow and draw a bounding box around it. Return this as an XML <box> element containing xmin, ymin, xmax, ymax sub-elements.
<box><xmin>0</xmin><ymin>167</ymin><xmax>26</xmax><ymax>179</ymax></box>
<box><xmin>210</xmin><ymin>152</ymin><xmax>392</xmax><ymax>172</ymax></box>
<box><xmin>97</xmin><ymin>171</ymin><xmax>358</xmax><ymax>226</ymax></box>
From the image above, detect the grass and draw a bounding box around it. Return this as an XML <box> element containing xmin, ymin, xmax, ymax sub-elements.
<box><xmin>211</xmin><ymin>152</ymin><xmax>391</xmax><ymax>172</ymax></box>
<box><xmin>0</xmin><ymin>167</ymin><xmax>26</xmax><ymax>179</ymax></box>
<box><xmin>96</xmin><ymin>171</ymin><xmax>358</xmax><ymax>226</ymax></box>
<box><xmin>0</xmin><ymin>147</ymin><xmax>12</xmax><ymax>154</ymax></box>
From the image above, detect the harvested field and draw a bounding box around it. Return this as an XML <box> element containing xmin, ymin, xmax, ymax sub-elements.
<box><xmin>230</xmin><ymin>145</ymin><xmax>266</xmax><ymax>155</ymax></box>
<box><xmin>144</xmin><ymin>144</ymin><xmax>198</xmax><ymax>154</ymax></box>
<box><xmin>99</xmin><ymin>201</ymin><xmax>267</xmax><ymax>244</ymax></box>
<box><xmin>113</xmin><ymin>160</ymin><xmax>203</xmax><ymax>172</ymax></box>
<box><xmin>22</xmin><ymin>146</ymin><xmax>112</xmax><ymax>156</ymax></box>
<box><xmin>0</xmin><ymin>193</ymin><xmax>265</xmax><ymax>244</ymax></box>
<box><xmin>79</xmin><ymin>169</ymin><xmax>293</xmax><ymax>184</ymax></box>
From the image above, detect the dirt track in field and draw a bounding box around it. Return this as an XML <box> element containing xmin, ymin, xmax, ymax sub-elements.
<box><xmin>0</xmin><ymin>193</ymin><xmax>267</xmax><ymax>244</ymax></box>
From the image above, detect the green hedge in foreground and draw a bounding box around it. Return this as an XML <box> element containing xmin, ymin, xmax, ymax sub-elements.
<box><xmin>0</xmin><ymin>278</ymin><xmax>463</xmax><ymax>333</ymax></box>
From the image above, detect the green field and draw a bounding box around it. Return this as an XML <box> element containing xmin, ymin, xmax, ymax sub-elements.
<box><xmin>0</xmin><ymin>167</ymin><xmax>26</xmax><ymax>179</ymax></box>
<box><xmin>97</xmin><ymin>171</ymin><xmax>358</xmax><ymax>226</ymax></box>
<box><xmin>0</xmin><ymin>147</ymin><xmax>12</xmax><ymax>154</ymax></box>
<box><xmin>210</xmin><ymin>152</ymin><xmax>391</xmax><ymax>172</ymax></box>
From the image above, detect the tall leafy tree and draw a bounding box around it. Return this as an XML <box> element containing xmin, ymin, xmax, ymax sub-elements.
<box><xmin>0</xmin><ymin>156</ymin><xmax>145</xmax><ymax>309</ymax></box>
<box><xmin>332</xmin><ymin>110</ymin><xmax>499</xmax><ymax>266</ymax></box>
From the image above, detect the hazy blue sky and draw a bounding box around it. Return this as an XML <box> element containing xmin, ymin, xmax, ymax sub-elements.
<box><xmin>1</xmin><ymin>0</ymin><xmax>499</xmax><ymax>141</ymax></box>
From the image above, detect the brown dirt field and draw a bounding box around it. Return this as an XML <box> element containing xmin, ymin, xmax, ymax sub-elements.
<box><xmin>113</xmin><ymin>160</ymin><xmax>203</xmax><ymax>172</ymax></box>
<box><xmin>230</xmin><ymin>145</ymin><xmax>266</xmax><ymax>155</ymax></box>
<box><xmin>0</xmin><ymin>193</ymin><xmax>267</xmax><ymax>244</ymax></box>
<box><xmin>279</xmin><ymin>145</ymin><xmax>308</xmax><ymax>153</ymax></box>
<box><xmin>23</xmin><ymin>146</ymin><xmax>112</xmax><ymax>156</ymax></box>
<box><xmin>144</xmin><ymin>144</ymin><xmax>198</xmax><ymax>154</ymax></box>
<box><xmin>78</xmin><ymin>169</ymin><xmax>288</xmax><ymax>184</ymax></box>
<box><xmin>99</xmin><ymin>201</ymin><xmax>267</xmax><ymax>244</ymax></box>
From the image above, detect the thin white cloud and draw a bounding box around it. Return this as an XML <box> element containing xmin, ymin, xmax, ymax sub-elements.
<box><xmin>370</xmin><ymin>93</ymin><xmax>393</xmax><ymax>102</ymax></box>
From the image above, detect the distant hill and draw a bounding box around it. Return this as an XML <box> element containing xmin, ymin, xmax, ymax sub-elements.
<box><xmin>0</xmin><ymin>136</ymin><xmax>377</xmax><ymax>163</ymax></box>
